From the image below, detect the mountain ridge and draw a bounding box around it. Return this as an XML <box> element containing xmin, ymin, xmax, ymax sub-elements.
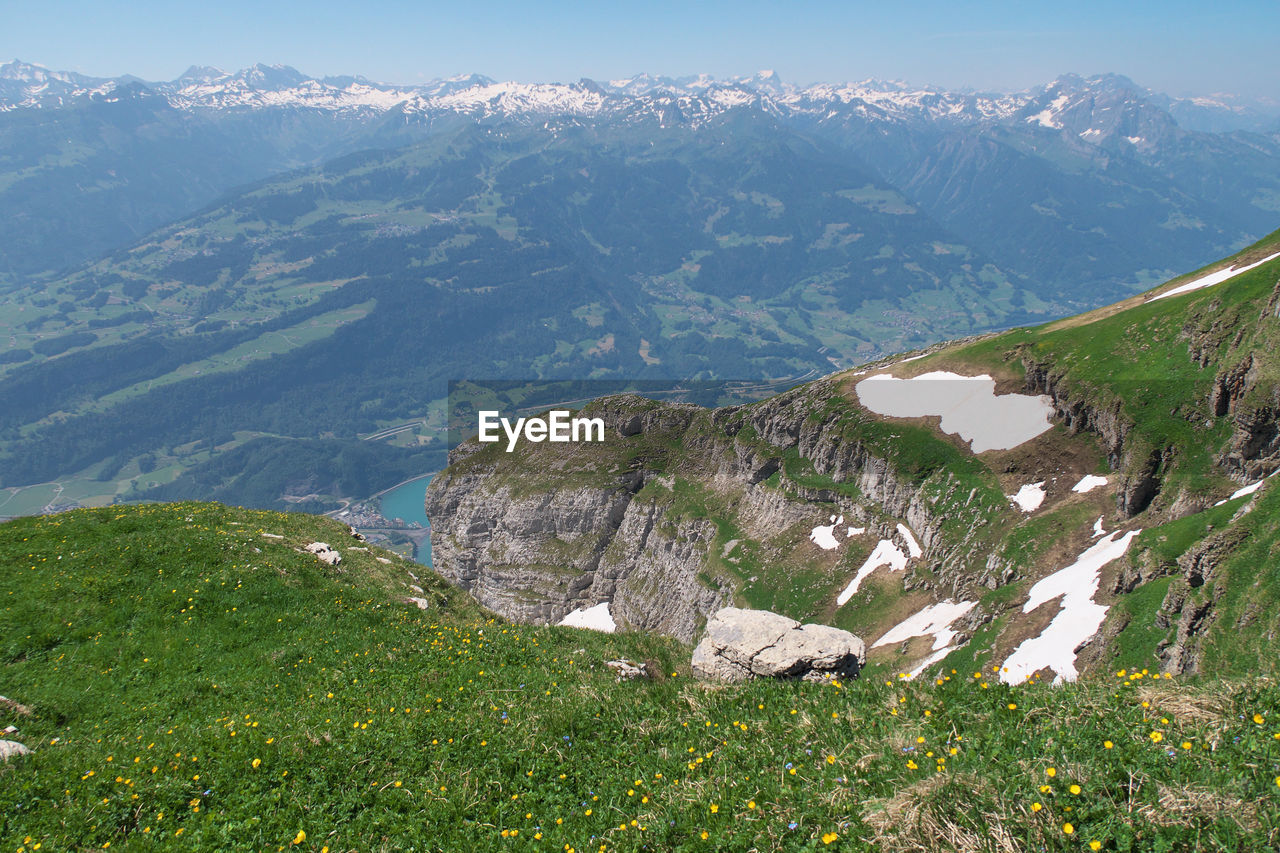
<box><xmin>424</xmin><ymin>229</ymin><xmax>1280</xmax><ymax>679</ymax></box>
<box><xmin>5</xmin><ymin>59</ymin><xmax>1279</xmax><ymax>133</ymax></box>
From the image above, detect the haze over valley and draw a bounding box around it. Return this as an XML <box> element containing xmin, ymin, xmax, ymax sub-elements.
<box><xmin>2</xmin><ymin>59</ymin><xmax>1279</xmax><ymax>516</ymax></box>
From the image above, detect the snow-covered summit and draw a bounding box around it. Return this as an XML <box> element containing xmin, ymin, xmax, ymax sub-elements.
<box><xmin>0</xmin><ymin>59</ymin><xmax>116</xmax><ymax>110</ymax></box>
<box><xmin>1014</xmin><ymin>73</ymin><xmax>1183</xmax><ymax>150</ymax></box>
<box><xmin>1</xmin><ymin>60</ymin><xmax>1274</xmax><ymax>136</ymax></box>
<box><xmin>176</xmin><ymin>65</ymin><xmax>227</xmax><ymax>84</ymax></box>
<box><xmin>0</xmin><ymin>59</ymin><xmax>98</xmax><ymax>85</ymax></box>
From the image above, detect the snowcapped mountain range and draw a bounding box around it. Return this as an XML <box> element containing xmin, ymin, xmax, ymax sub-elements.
<box><xmin>3</xmin><ymin>59</ymin><xmax>1276</xmax><ymax>135</ymax></box>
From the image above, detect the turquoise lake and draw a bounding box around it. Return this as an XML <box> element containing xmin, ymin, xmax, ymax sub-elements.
<box><xmin>379</xmin><ymin>474</ymin><xmax>433</xmax><ymax>527</ymax></box>
<box><xmin>379</xmin><ymin>474</ymin><xmax>434</xmax><ymax>564</ymax></box>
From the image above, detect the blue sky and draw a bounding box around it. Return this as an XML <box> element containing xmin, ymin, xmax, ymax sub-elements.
<box><xmin>5</xmin><ymin>1</ymin><xmax>1278</xmax><ymax>98</ymax></box>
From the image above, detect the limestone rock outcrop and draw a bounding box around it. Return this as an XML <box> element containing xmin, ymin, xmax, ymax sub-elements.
<box><xmin>0</xmin><ymin>740</ymin><xmax>30</xmax><ymax>761</ymax></box>
<box><xmin>691</xmin><ymin>607</ymin><xmax>865</xmax><ymax>682</ymax></box>
<box><xmin>304</xmin><ymin>542</ymin><xmax>341</xmax><ymax>566</ymax></box>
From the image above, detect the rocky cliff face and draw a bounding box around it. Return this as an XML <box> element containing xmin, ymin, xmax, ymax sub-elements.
<box><xmin>1021</xmin><ymin>356</ymin><xmax>1162</xmax><ymax>516</ymax></box>
<box><xmin>426</xmin><ymin>400</ymin><xmax>736</xmax><ymax>641</ymax></box>
<box><xmin>425</xmin><ymin>383</ymin><xmax>1011</xmax><ymax>643</ymax></box>
<box><xmin>1153</xmin><ymin>526</ymin><xmax>1249</xmax><ymax>674</ymax></box>
<box><xmin>1021</xmin><ymin>280</ymin><xmax>1280</xmax><ymax>517</ymax></box>
<box><xmin>427</xmin><ymin>462</ymin><xmax>733</xmax><ymax>642</ymax></box>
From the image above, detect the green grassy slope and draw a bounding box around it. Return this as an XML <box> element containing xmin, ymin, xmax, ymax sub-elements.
<box><xmin>3</xmin><ymin>504</ymin><xmax>1280</xmax><ymax>851</ymax></box>
<box><xmin>939</xmin><ymin>228</ymin><xmax>1280</xmax><ymax>503</ymax></box>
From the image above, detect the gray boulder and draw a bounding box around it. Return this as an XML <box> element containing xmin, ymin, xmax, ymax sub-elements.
<box><xmin>0</xmin><ymin>740</ymin><xmax>30</xmax><ymax>761</ymax></box>
<box><xmin>304</xmin><ymin>542</ymin><xmax>342</xmax><ymax>566</ymax></box>
<box><xmin>692</xmin><ymin>607</ymin><xmax>865</xmax><ymax>682</ymax></box>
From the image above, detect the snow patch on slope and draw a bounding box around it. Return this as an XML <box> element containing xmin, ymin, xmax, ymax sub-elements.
<box><xmin>896</xmin><ymin>523</ymin><xmax>923</xmax><ymax>558</ymax></box>
<box><xmin>1213</xmin><ymin>471</ymin><xmax>1277</xmax><ymax>505</ymax></box>
<box><xmin>558</xmin><ymin>602</ymin><xmax>616</xmax><ymax>633</ymax></box>
<box><xmin>1027</xmin><ymin>93</ymin><xmax>1071</xmax><ymax>128</ymax></box>
<box><xmin>809</xmin><ymin>524</ymin><xmax>840</xmax><ymax>550</ymax></box>
<box><xmin>809</xmin><ymin>515</ymin><xmax>847</xmax><ymax>550</ymax></box>
<box><xmin>1000</xmin><ymin>530</ymin><xmax>1139</xmax><ymax>685</ymax></box>
<box><xmin>873</xmin><ymin>599</ymin><xmax>977</xmax><ymax>651</ymax></box>
<box><xmin>1008</xmin><ymin>482</ymin><xmax>1046</xmax><ymax>512</ymax></box>
<box><xmin>855</xmin><ymin>372</ymin><xmax>1054</xmax><ymax>453</ymax></box>
<box><xmin>1149</xmin><ymin>251</ymin><xmax>1280</xmax><ymax>302</ymax></box>
<box><xmin>1072</xmin><ymin>475</ymin><xmax>1109</xmax><ymax>494</ymax></box>
<box><xmin>835</xmin><ymin>539</ymin><xmax>910</xmax><ymax>606</ymax></box>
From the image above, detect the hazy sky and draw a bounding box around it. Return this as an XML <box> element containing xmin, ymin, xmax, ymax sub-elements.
<box><xmin>4</xmin><ymin>0</ymin><xmax>1278</xmax><ymax>98</ymax></box>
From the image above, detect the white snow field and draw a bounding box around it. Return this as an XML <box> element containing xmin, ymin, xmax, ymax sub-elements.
<box><xmin>1213</xmin><ymin>472</ymin><xmax>1277</xmax><ymax>506</ymax></box>
<box><xmin>809</xmin><ymin>514</ymin><xmax>845</xmax><ymax>550</ymax></box>
<box><xmin>896</xmin><ymin>523</ymin><xmax>923</xmax><ymax>558</ymax></box>
<box><xmin>808</xmin><ymin>516</ymin><xmax>872</xmax><ymax>550</ymax></box>
<box><xmin>1229</xmin><ymin>480</ymin><xmax>1265</xmax><ymax>500</ymax></box>
<box><xmin>1072</xmin><ymin>475</ymin><xmax>1109</xmax><ymax>494</ymax></box>
<box><xmin>1009</xmin><ymin>482</ymin><xmax>1047</xmax><ymax>512</ymax></box>
<box><xmin>855</xmin><ymin>372</ymin><xmax>1054</xmax><ymax>453</ymax></box>
<box><xmin>835</xmin><ymin>539</ymin><xmax>910</xmax><ymax>605</ymax></box>
<box><xmin>1148</xmin><ymin>251</ymin><xmax>1280</xmax><ymax>302</ymax></box>
<box><xmin>809</xmin><ymin>523</ymin><xmax>840</xmax><ymax>550</ymax></box>
<box><xmin>872</xmin><ymin>598</ymin><xmax>978</xmax><ymax>677</ymax></box>
<box><xmin>558</xmin><ymin>602</ymin><xmax>616</xmax><ymax>632</ymax></box>
<box><xmin>1000</xmin><ymin>530</ymin><xmax>1139</xmax><ymax>685</ymax></box>
<box><xmin>873</xmin><ymin>599</ymin><xmax>977</xmax><ymax>652</ymax></box>
<box><xmin>1213</xmin><ymin>471</ymin><xmax>1278</xmax><ymax>506</ymax></box>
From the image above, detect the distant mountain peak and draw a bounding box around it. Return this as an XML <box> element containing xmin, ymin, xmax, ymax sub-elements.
<box><xmin>237</xmin><ymin>63</ymin><xmax>309</xmax><ymax>88</ymax></box>
<box><xmin>446</xmin><ymin>72</ymin><xmax>495</xmax><ymax>85</ymax></box>
<box><xmin>1043</xmin><ymin>72</ymin><xmax>1145</xmax><ymax>97</ymax></box>
<box><xmin>1</xmin><ymin>58</ymin><xmax>46</xmax><ymax>79</ymax></box>
<box><xmin>177</xmin><ymin>65</ymin><xmax>227</xmax><ymax>83</ymax></box>
<box><xmin>1</xmin><ymin>58</ymin><xmax>85</xmax><ymax>84</ymax></box>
